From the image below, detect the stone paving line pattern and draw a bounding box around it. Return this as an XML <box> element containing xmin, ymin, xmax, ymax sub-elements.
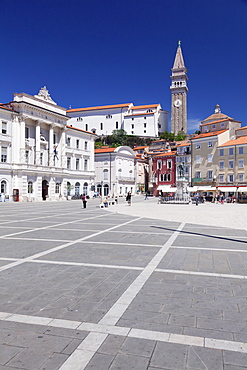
<box><xmin>1</xmin><ymin>199</ymin><xmax>247</xmax><ymax>369</ymax></box>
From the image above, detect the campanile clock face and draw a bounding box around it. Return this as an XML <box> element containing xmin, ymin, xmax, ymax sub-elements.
<box><xmin>174</xmin><ymin>99</ymin><xmax>182</xmax><ymax>107</ymax></box>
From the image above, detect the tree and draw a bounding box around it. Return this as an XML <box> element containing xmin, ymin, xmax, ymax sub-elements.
<box><xmin>175</xmin><ymin>131</ymin><xmax>186</xmax><ymax>141</ymax></box>
<box><xmin>109</xmin><ymin>129</ymin><xmax>128</xmax><ymax>146</ymax></box>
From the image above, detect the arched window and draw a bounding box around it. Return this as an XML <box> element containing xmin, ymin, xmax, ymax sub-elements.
<box><xmin>100</xmin><ymin>122</ymin><xmax>103</xmax><ymax>130</ymax></box>
<box><xmin>75</xmin><ymin>182</ymin><xmax>80</xmax><ymax>195</ymax></box>
<box><xmin>85</xmin><ymin>124</ymin><xmax>88</xmax><ymax>131</ymax></box>
<box><xmin>1</xmin><ymin>180</ymin><xmax>7</xmax><ymax>193</ymax></box>
<box><xmin>28</xmin><ymin>181</ymin><xmax>33</xmax><ymax>194</ymax></box>
<box><xmin>83</xmin><ymin>182</ymin><xmax>88</xmax><ymax>195</ymax></box>
<box><xmin>104</xmin><ymin>184</ymin><xmax>109</xmax><ymax>196</ymax></box>
<box><xmin>103</xmin><ymin>169</ymin><xmax>108</xmax><ymax>180</ymax></box>
<box><xmin>97</xmin><ymin>184</ymin><xmax>102</xmax><ymax>195</ymax></box>
<box><xmin>55</xmin><ymin>183</ymin><xmax>60</xmax><ymax>194</ymax></box>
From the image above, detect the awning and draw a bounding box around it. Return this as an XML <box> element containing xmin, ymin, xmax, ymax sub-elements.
<box><xmin>157</xmin><ymin>185</ymin><xmax>176</xmax><ymax>192</ymax></box>
<box><xmin>217</xmin><ymin>186</ymin><xmax>247</xmax><ymax>192</ymax></box>
<box><xmin>187</xmin><ymin>186</ymin><xmax>216</xmax><ymax>192</ymax></box>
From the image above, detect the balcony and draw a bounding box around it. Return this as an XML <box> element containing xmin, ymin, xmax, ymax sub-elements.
<box><xmin>116</xmin><ymin>176</ymin><xmax>135</xmax><ymax>183</ymax></box>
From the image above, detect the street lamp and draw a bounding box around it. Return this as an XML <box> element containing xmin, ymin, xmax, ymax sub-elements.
<box><xmin>101</xmin><ymin>180</ymin><xmax>103</xmax><ymax>204</ymax></box>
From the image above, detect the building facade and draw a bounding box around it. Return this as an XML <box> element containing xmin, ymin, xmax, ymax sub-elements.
<box><xmin>94</xmin><ymin>146</ymin><xmax>136</xmax><ymax>197</ymax></box>
<box><xmin>151</xmin><ymin>152</ymin><xmax>176</xmax><ymax>196</ymax></box>
<box><xmin>0</xmin><ymin>87</ymin><xmax>97</xmax><ymax>202</ymax></box>
<box><xmin>67</xmin><ymin>103</ymin><xmax>168</xmax><ymax>138</ymax></box>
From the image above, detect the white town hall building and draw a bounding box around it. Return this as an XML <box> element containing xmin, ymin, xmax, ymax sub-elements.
<box><xmin>0</xmin><ymin>87</ymin><xmax>97</xmax><ymax>202</ymax></box>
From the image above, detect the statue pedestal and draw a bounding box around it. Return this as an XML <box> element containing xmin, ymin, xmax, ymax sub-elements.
<box><xmin>175</xmin><ymin>177</ymin><xmax>190</xmax><ymax>203</ymax></box>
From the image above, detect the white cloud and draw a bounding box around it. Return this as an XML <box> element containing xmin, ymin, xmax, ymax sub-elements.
<box><xmin>187</xmin><ymin>118</ymin><xmax>202</xmax><ymax>134</ymax></box>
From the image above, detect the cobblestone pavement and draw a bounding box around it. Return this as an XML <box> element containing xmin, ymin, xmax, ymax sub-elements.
<box><xmin>0</xmin><ymin>197</ymin><xmax>247</xmax><ymax>369</ymax></box>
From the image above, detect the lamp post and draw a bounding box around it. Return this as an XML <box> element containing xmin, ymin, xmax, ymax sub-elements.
<box><xmin>101</xmin><ymin>180</ymin><xmax>103</xmax><ymax>204</ymax></box>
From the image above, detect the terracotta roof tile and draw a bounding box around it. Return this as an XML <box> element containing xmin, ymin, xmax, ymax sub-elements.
<box><xmin>94</xmin><ymin>147</ymin><xmax>117</xmax><ymax>153</ymax></box>
<box><xmin>190</xmin><ymin>129</ymin><xmax>227</xmax><ymax>140</ymax></box>
<box><xmin>236</xmin><ymin>125</ymin><xmax>247</xmax><ymax>131</ymax></box>
<box><xmin>200</xmin><ymin>119</ymin><xmax>229</xmax><ymax>126</ymax></box>
<box><xmin>218</xmin><ymin>136</ymin><xmax>247</xmax><ymax>147</ymax></box>
<box><xmin>66</xmin><ymin>125</ymin><xmax>97</xmax><ymax>135</ymax></box>
<box><xmin>130</xmin><ymin>104</ymin><xmax>159</xmax><ymax>110</ymax></box>
<box><xmin>67</xmin><ymin>103</ymin><xmax>131</xmax><ymax>113</ymax></box>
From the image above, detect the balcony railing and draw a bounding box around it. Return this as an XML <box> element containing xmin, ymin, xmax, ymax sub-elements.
<box><xmin>116</xmin><ymin>176</ymin><xmax>135</xmax><ymax>182</ymax></box>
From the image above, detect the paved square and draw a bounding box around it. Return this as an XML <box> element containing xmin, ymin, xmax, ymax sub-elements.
<box><xmin>1</xmin><ymin>197</ymin><xmax>247</xmax><ymax>369</ymax></box>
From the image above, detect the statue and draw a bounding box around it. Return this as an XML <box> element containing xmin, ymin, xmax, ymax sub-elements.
<box><xmin>178</xmin><ymin>162</ymin><xmax>184</xmax><ymax>178</ymax></box>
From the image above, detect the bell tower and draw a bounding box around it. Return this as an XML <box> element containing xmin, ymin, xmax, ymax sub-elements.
<box><xmin>170</xmin><ymin>41</ymin><xmax>188</xmax><ymax>135</ymax></box>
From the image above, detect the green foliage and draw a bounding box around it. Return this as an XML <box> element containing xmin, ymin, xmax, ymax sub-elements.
<box><xmin>159</xmin><ymin>130</ymin><xmax>186</xmax><ymax>141</ymax></box>
<box><xmin>175</xmin><ymin>131</ymin><xmax>187</xmax><ymax>141</ymax></box>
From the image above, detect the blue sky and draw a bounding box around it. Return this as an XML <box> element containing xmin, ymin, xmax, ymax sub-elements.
<box><xmin>1</xmin><ymin>0</ymin><xmax>247</xmax><ymax>133</ymax></box>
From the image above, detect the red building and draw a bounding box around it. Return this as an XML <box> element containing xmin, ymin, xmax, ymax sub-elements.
<box><xmin>152</xmin><ymin>152</ymin><xmax>176</xmax><ymax>196</ymax></box>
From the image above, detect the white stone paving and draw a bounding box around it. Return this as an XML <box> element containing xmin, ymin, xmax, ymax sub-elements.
<box><xmin>1</xmin><ymin>200</ymin><xmax>247</xmax><ymax>369</ymax></box>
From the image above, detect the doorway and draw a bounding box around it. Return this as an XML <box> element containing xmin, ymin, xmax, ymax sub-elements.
<box><xmin>42</xmin><ymin>180</ymin><xmax>49</xmax><ymax>200</ymax></box>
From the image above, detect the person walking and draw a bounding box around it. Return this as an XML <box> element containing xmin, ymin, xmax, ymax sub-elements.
<box><xmin>194</xmin><ymin>192</ymin><xmax>199</xmax><ymax>206</ymax></box>
<box><xmin>81</xmin><ymin>194</ymin><xmax>87</xmax><ymax>209</ymax></box>
<box><xmin>126</xmin><ymin>191</ymin><xmax>132</xmax><ymax>206</ymax></box>
<box><xmin>145</xmin><ymin>192</ymin><xmax>148</xmax><ymax>200</ymax></box>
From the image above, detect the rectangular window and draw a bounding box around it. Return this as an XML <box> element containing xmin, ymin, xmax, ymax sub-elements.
<box><xmin>219</xmin><ymin>174</ymin><xmax>224</xmax><ymax>183</ymax></box>
<box><xmin>196</xmin><ymin>155</ymin><xmax>201</xmax><ymax>164</ymax></box>
<box><xmin>208</xmin><ymin>170</ymin><xmax>213</xmax><ymax>180</ymax></box>
<box><xmin>208</xmin><ymin>141</ymin><xmax>212</xmax><ymax>148</ymax></box>
<box><xmin>76</xmin><ymin>139</ymin><xmax>79</xmax><ymax>149</ymax></box>
<box><xmin>221</xmin><ymin>122</ymin><xmax>225</xmax><ymax>128</ymax></box>
<box><xmin>157</xmin><ymin>160</ymin><xmax>162</xmax><ymax>170</ymax></box>
<box><xmin>239</xmin><ymin>146</ymin><xmax>244</xmax><ymax>154</ymax></box>
<box><xmin>2</xmin><ymin>122</ymin><xmax>7</xmax><ymax>134</ymax></box>
<box><xmin>219</xmin><ymin>161</ymin><xmax>224</xmax><ymax>169</ymax></box>
<box><xmin>195</xmin><ymin>171</ymin><xmax>201</xmax><ymax>179</ymax></box>
<box><xmin>67</xmin><ymin>137</ymin><xmax>71</xmax><ymax>147</ymax></box>
<box><xmin>229</xmin><ymin>148</ymin><xmax>234</xmax><ymax>155</ymax></box>
<box><xmin>228</xmin><ymin>174</ymin><xmax>234</xmax><ymax>182</ymax></box>
<box><xmin>53</xmin><ymin>133</ymin><xmax>56</xmax><ymax>145</ymax></box>
<box><xmin>25</xmin><ymin>150</ymin><xmax>29</xmax><ymax>164</ymax></box>
<box><xmin>116</xmin><ymin>122</ymin><xmax>118</xmax><ymax>129</ymax></box>
<box><xmin>167</xmin><ymin>160</ymin><xmax>172</xmax><ymax>169</ymax></box>
<box><xmin>229</xmin><ymin>160</ymin><xmax>234</xmax><ymax>169</ymax></box>
<box><xmin>208</xmin><ymin>154</ymin><xmax>213</xmax><ymax>163</ymax></box>
<box><xmin>131</xmin><ymin>124</ymin><xmax>134</xmax><ymax>129</ymax></box>
<box><xmin>85</xmin><ymin>141</ymin><xmax>88</xmax><ymax>150</ymax></box>
<box><xmin>40</xmin><ymin>152</ymin><xmax>43</xmax><ymax>165</ymax></box>
<box><xmin>196</xmin><ymin>143</ymin><xmax>201</xmax><ymax>149</ymax></box>
<box><xmin>76</xmin><ymin>158</ymin><xmax>80</xmax><ymax>170</ymax></box>
<box><xmin>25</xmin><ymin>127</ymin><xmax>29</xmax><ymax>139</ymax></box>
<box><xmin>1</xmin><ymin>146</ymin><xmax>7</xmax><ymax>162</ymax></box>
<box><xmin>144</xmin><ymin>123</ymin><xmax>146</xmax><ymax>128</ymax></box>
<box><xmin>84</xmin><ymin>159</ymin><xmax>88</xmax><ymax>171</ymax></box>
<box><xmin>238</xmin><ymin>159</ymin><xmax>244</xmax><ymax>168</ymax></box>
<box><xmin>219</xmin><ymin>149</ymin><xmax>224</xmax><ymax>156</ymax></box>
<box><xmin>55</xmin><ymin>183</ymin><xmax>60</xmax><ymax>194</ymax></box>
<box><xmin>239</xmin><ymin>173</ymin><xmax>244</xmax><ymax>182</ymax></box>
<box><xmin>67</xmin><ymin>157</ymin><xmax>71</xmax><ymax>169</ymax></box>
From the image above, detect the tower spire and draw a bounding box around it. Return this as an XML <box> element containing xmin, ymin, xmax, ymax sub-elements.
<box><xmin>170</xmin><ymin>41</ymin><xmax>188</xmax><ymax>135</ymax></box>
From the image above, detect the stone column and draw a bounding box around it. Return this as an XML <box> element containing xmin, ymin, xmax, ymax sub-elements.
<box><xmin>19</xmin><ymin>115</ymin><xmax>26</xmax><ymax>164</ymax></box>
<box><xmin>35</xmin><ymin>121</ymin><xmax>41</xmax><ymax>165</ymax></box>
<box><xmin>12</xmin><ymin>115</ymin><xmax>20</xmax><ymax>164</ymax></box>
<box><xmin>49</xmin><ymin>124</ymin><xmax>54</xmax><ymax>166</ymax></box>
<box><xmin>61</xmin><ymin>127</ymin><xmax>67</xmax><ymax>168</ymax></box>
